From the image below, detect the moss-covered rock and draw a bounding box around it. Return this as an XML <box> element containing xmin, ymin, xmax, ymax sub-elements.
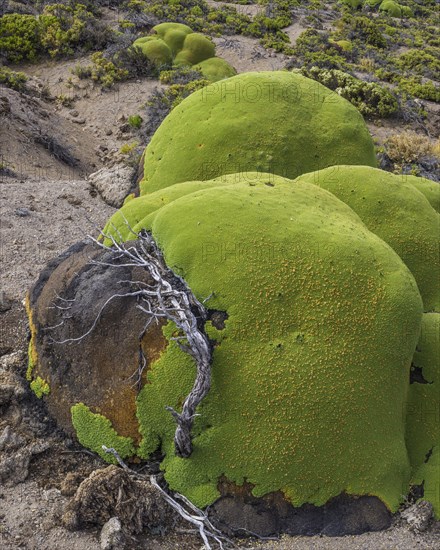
<box><xmin>26</xmin><ymin>240</ymin><xmax>168</xmax><ymax>443</ymax></box>
<box><xmin>140</xmin><ymin>72</ymin><xmax>377</xmax><ymax>194</ymax></box>
<box><xmin>100</xmin><ymin>172</ymin><xmax>422</xmax><ymax>513</ymax></box>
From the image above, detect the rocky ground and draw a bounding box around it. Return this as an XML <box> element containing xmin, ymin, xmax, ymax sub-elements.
<box><xmin>1</xmin><ymin>5</ymin><xmax>440</xmax><ymax>549</ymax></box>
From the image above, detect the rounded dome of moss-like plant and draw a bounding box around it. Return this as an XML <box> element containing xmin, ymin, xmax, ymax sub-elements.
<box><xmin>379</xmin><ymin>0</ymin><xmax>402</xmax><ymax>17</ymax></box>
<box><xmin>153</xmin><ymin>22</ymin><xmax>193</xmax><ymax>55</ymax></box>
<box><xmin>132</xmin><ymin>23</ymin><xmax>235</xmax><ymax>80</ymax></box>
<box><xmin>194</xmin><ymin>57</ymin><xmax>237</xmax><ymax>82</ymax></box>
<box><xmin>140</xmin><ymin>71</ymin><xmax>378</xmax><ymax>194</ymax></box>
<box><xmin>404</xmin><ymin>175</ymin><xmax>440</xmax><ymax>213</ymax></box>
<box><xmin>132</xmin><ymin>36</ymin><xmax>172</xmax><ymax>67</ymax></box>
<box><xmin>294</xmin><ymin>166</ymin><xmax>440</xmax><ymax>311</ymax></box>
<box><xmin>97</xmin><ymin>172</ymin><xmax>423</xmax><ymax>511</ymax></box>
<box><xmin>174</xmin><ymin>33</ymin><xmax>216</xmax><ymax>66</ymax></box>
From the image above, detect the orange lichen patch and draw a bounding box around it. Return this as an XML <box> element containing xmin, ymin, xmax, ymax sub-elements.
<box><xmin>99</xmin><ymin>321</ymin><xmax>167</xmax><ymax>443</ymax></box>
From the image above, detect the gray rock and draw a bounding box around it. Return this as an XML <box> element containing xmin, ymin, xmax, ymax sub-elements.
<box><xmin>0</xmin><ymin>440</ymin><xmax>50</xmax><ymax>486</ymax></box>
<box><xmin>401</xmin><ymin>500</ymin><xmax>433</xmax><ymax>532</ymax></box>
<box><xmin>0</xmin><ymin>426</ymin><xmax>26</xmax><ymax>451</ymax></box>
<box><xmin>100</xmin><ymin>517</ymin><xmax>126</xmax><ymax>550</ymax></box>
<box><xmin>88</xmin><ymin>163</ymin><xmax>134</xmax><ymax>207</ymax></box>
<box><xmin>15</xmin><ymin>207</ymin><xmax>31</xmax><ymax>217</ymax></box>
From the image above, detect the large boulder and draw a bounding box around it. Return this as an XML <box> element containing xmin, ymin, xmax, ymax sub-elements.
<box><xmin>26</xmin><ymin>240</ymin><xmax>167</xmax><ymax>453</ymax></box>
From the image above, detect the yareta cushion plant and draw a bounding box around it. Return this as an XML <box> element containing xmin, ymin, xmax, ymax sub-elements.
<box><xmin>132</xmin><ymin>22</ymin><xmax>236</xmax><ymax>82</ymax></box>
<box><xmin>27</xmin><ymin>165</ymin><xmax>440</xmax><ymax>519</ymax></box>
<box><xmin>139</xmin><ymin>71</ymin><xmax>378</xmax><ymax>194</ymax></box>
<box><xmin>97</xmin><ymin>170</ymin><xmax>423</xmax><ymax>510</ymax></box>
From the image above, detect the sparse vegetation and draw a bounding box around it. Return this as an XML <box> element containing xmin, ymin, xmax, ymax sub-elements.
<box><xmin>384</xmin><ymin>131</ymin><xmax>439</xmax><ymax>167</ymax></box>
<box><xmin>0</xmin><ymin>66</ymin><xmax>28</xmax><ymax>91</ymax></box>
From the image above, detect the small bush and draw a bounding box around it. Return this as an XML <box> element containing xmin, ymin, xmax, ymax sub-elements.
<box><xmin>0</xmin><ymin>14</ymin><xmax>40</xmax><ymax>62</ymax></box>
<box><xmin>128</xmin><ymin>114</ymin><xmax>143</xmax><ymax>129</ymax></box>
<box><xmin>298</xmin><ymin>67</ymin><xmax>398</xmax><ymax>118</ymax></box>
<box><xmin>0</xmin><ymin>5</ymin><xmax>113</xmax><ymax>63</ymax></box>
<box><xmin>384</xmin><ymin>131</ymin><xmax>436</xmax><ymax>166</ymax></box>
<box><xmin>339</xmin><ymin>15</ymin><xmax>387</xmax><ymax>48</ymax></box>
<box><xmin>0</xmin><ymin>66</ymin><xmax>28</xmax><ymax>92</ymax></box>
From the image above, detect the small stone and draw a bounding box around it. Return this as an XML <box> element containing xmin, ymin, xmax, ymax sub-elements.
<box><xmin>88</xmin><ymin>163</ymin><xmax>134</xmax><ymax>207</ymax></box>
<box><xmin>14</xmin><ymin>207</ymin><xmax>31</xmax><ymax>217</ymax></box>
<box><xmin>100</xmin><ymin>517</ymin><xmax>126</xmax><ymax>550</ymax></box>
<box><xmin>401</xmin><ymin>501</ymin><xmax>433</xmax><ymax>532</ymax></box>
<box><xmin>71</xmin><ymin>118</ymin><xmax>86</xmax><ymax>125</ymax></box>
<box><xmin>105</xmin><ymin>129</ymin><xmax>113</xmax><ymax>136</ymax></box>
<box><xmin>69</xmin><ymin>110</ymin><xmax>79</xmax><ymax>117</ymax></box>
<box><xmin>0</xmin><ymin>291</ymin><xmax>12</xmax><ymax>313</ymax></box>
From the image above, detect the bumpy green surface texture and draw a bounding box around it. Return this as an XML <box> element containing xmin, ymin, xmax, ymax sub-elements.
<box><xmin>405</xmin><ymin>175</ymin><xmax>440</xmax><ymax>214</ymax></box>
<box><xmin>132</xmin><ymin>23</ymin><xmax>235</xmax><ymax>81</ymax></box>
<box><xmin>379</xmin><ymin>0</ymin><xmax>402</xmax><ymax>17</ymax></box>
<box><xmin>412</xmin><ymin>446</ymin><xmax>440</xmax><ymax>518</ymax></box>
<box><xmin>133</xmin><ymin>36</ymin><xmax>172</xmax><ymax>66</ymax></box>
<box><xmin>294</xmin><ymin>166</ymin><xmax>440</xmax><ymax>311</ymax></box>
<box><xmin>102</xmin><ymin>172</ymin><xmax>422</xmax><ymax>511</ymax></box>
<box><xmin>71</xmin><ymin>403</ymin><xmax>136</xmax><ymax>464</ymax></box>
<box><xmin>195</xmin><ymin>57</ymin><xmax>237</xmax><ymax>82</ymax></box>
<box><xmin>140</xmin><ymin>72</ymin><xmax>378</xmax><ymax>194</ymax></box>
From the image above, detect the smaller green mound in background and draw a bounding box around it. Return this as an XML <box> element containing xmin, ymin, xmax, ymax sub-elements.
<box><xmin>194</xmin><ymin>57</ymin><xmax>237</xmax><ymax>82</ymax></box>
<box><xmin>132</xmin><ymin>22</ymin><xmax>235</xmax><ymax>81</ymax></box>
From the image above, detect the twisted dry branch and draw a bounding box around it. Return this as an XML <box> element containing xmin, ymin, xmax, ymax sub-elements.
<box><xmin>88</xmin><ymin>228</ymin><xmax>213</xmax><ymax>458</ymax></box>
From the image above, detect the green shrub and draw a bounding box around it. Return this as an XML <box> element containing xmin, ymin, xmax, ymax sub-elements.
<box><xmin>88</xmin><ymin>52</ymin><xmax>129</xmax><ymax>88</ymax></box>
<box><xmin>394</xmin><ymin>49</ymin><xmax>440</xmax><ymax>80</ymax></box>
<box><xmin>298</xmin><ymin>67</ymin><xmax>399</xmax><ymax>118</ymax></box>
<box><xmin>339</xmin><ymin>15</ymin><xmax>387</xmax><ymax>48</ymax></box>
<box><xmin>0</xmin><ymin>5</ymin><xmax>113</xmax><ymax>62</ymax></box>
<box><xmin>398</xmin><ymin>77</ymin><xmax>440</xmax><ymax>102</ymax></box>
<box><xmin>0</xmin><ymin>14</ymin><xmax>40</xmax><ymax>62</ymax></box>
<box><xmin>128</xmin><ymin>114</ymin><xmax>143</xmax><ymax>129</ymax></box>
<box><xmin>0</xmin><ymin>66</ymin><xmax>28</xmax><ymax>92</ymax></box>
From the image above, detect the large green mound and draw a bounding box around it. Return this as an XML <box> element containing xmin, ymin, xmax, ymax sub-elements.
<box><xmin>140</xmin><ymin>71</ymin><xmax>378</xmax><ymax>194</ymax></box>
<box><xmin>99</xmin><ymin>171</ymin><xmax>422</xmax><ymax>510</ymax></box>
<box><xmin>294</xmin><ymin>166</ymin><xmax>440</xmax><ymax>311</ymax></box>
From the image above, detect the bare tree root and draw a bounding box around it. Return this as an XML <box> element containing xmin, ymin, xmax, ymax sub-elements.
<box><xmin>103</xmin><ymin>446</ymin><xmax>234</xmax><ymax>550</ymax></box>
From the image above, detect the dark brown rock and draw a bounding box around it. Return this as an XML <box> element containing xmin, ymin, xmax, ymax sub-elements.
<box><xmin>27</xmin><ymin>240</ymin><xmax>167</xmax><ymax>442</ymax></box>
<box><xmin>209</xmin><ymin>478</ymin><xmax>392</xmax><ymax>537</ymax></box>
